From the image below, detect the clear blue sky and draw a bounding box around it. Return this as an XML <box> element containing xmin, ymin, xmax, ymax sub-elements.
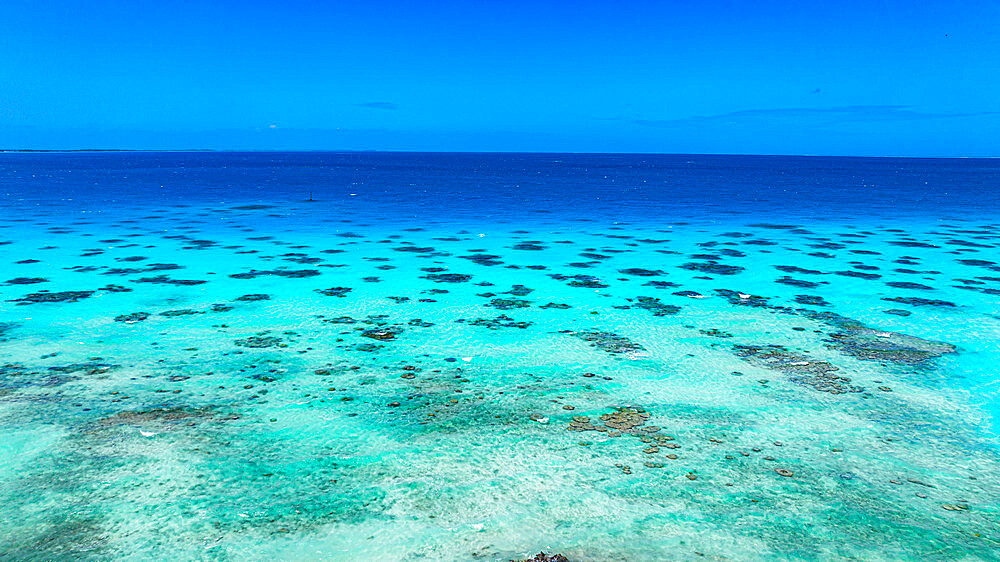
<box><xmin>1</xmin><ymin>1</ymin><xmax>998</xmax><ymax>155</ymax></box>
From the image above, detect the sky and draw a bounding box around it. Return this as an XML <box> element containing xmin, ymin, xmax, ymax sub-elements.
<box><xmin>1</xmin><ymin>0</ymin><xmax>998</xmax><ymax>156</ymax></box>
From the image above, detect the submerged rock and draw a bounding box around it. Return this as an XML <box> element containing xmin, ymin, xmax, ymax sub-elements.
<box><xmin>884</xmin><ymin>309</ymin><xmax>912</xmax><ymax>317</ymax></box>
<box><xmin>160</xmin><ymin>309</ymin><xmax>204</xmax><ymax>317</ymax></box>
<box><xmin>886</xmin><ymin>281</ymin><xmax>935</xmax><ymax>290</ymax></box>
<box><xmin>99</xmin><ymin>284</ymin><xmax>132</xmax><ymax>293</ymax></box>
<box><xmin>506</xmin><ymin>284</ymin><xmax>534</xmax><ymax>296</ymax></box>
<box><xmin>569</xmin><ymin>331</ymin><xmax>645</xmax><ymax>355</ymax></box>
<box><xmin>777</xmin><ymin>276</ymin><xmax>823</xmax><ymax>288</ymax></box>
<box><xmin>794</xmin><ymin>295</ymin><xmax>830</xmax><ymax>307</ymax></box>
<box><xmin>775</xmin><ymin>265</ymin><xmax>825</xmax><ymax>275</ymax></box>
<box><xmin>513</xmin><ymin>553</ymin><xmax>569</xmax><ymax>562</ymax></box>
<box><xmin>461</xmin><ymin>315</ymin><xmax>532</xmax><ymax>329</ymax></box>
<box><xmin>551</xmin><ymin>274</ymin><xmax>609</xmax><ymax>288</ymax></box>
<box><xmin>235</xmin><ymin>293</ymin><xmax>271</xmax><ymax>301</ymax></box>
<box><xmin>48</xmin><ymin>362</ymin><xmax>117</xmax><ymax>375</ymax></box>
<box><xmin>98</xmin><ymin>406</ymin><xmax>233</xmax><ymax>426</ymax></box>
<box><xmin>680</xmin><ymin>261</ymin><xmax>745</xmax><ymax>275</ymax></box>
<box><xmin>460</xmin><ymin>253</ymin><xmax>504</xmax><ymax>266</ymax></box>
<box><xmin>4</xmin><ymin>277</ymin><xmax>48</xmax><ymax>285</ymax></box>
<box><xmin>882</xmin><ymin>296</ymin><xmax>956</xmax><ymax>308</ymax></box>
<box><xmin>234</xmin><ymin>336</ymin><xmax>283</xmax><ymax>348</ymax></box>
<box><xmin>422</xmin><ymin>273</ymin><xmax>473</xmax><ymax>283</ymax></box>
<box><xmin>601</xmin><ymin>407</ymin><xmax>651</xmax><ymax>432</ymax></box>
<box><xmin>132</xmin><ymin>275</ymin><xmax>207</xmax><ymax>286</ymax></box>
<box><xmin>619</xmin><ymin>268</ymin><xmax>665</xmax><ymax>276</ymax></box>
<box><xmin>486</xmin><ymin>298</ymin><xmax>531</xmax><ymax>310</ymax></box>
<box><xmin>644</xmin><ymin>280</ymin><xmax>681</xmax><ymax>289</ymax></box>
<box><xmin>802</xmin><ymin>310</ymin><xmax>957</xmax><ymax>364</ymax></box>
<box><xmin>734</xmin><ymin>345</ymin><xmax>863</xmax><ymax>394</ymax></box>
<box><xmin>230</xmin><ymin>269</ymin><xmax>321</xmax><ymax>279</ymax></box>
<box><xmin>114</xmin><ymin>312</ymin><xmax>150</xmax><ymax>323</ymax></box>
<box><xmin>632</xmin><ymin>296</ymin><xmax>681</xmax><ymax>316</ymax></box>
<box><xmin>10</xmin><ymin>290</ymin><xmax>94</xmax><ymax>304</ymax></box>
<box><xmin>715</xmin><ymin>289</ymin><xmax>770</xmax><ymax>308</ymax></box>
<box><xmin>323</xmin><ymin>316</ymin><xmax>357</xmax><ymax>324</ymax></box>
<box><xmin>835</xmin><ymin>270</ymin><xmax>881</xmax><ymax>280</ymax></box>
<box><xmin>361</xmin><ymin>326</ymin><xmax>404</xmax><ymax>341</ymax></box>
<box><xmin>316</xmin><ymin>286</ymin><xmax>353</xmax><ymax>297</ymax></box>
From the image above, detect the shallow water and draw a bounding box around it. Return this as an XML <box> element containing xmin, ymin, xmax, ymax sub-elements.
<box><xmin>1</xmin><ymin>152</ymin><xmax>999</xmax><ymax>560</ymax></box>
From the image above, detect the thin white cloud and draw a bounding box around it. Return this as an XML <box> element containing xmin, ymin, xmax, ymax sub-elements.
<box><xmin>624</xmin><ymin>106</ymin><xmax>999</xmax><ymax>128</ymax></box>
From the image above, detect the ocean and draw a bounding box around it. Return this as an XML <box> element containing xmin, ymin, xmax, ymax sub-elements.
<box><xmin>1</xmin><ymin>152</ymin><xmax>999</xmax><ymax>560</ymax></box>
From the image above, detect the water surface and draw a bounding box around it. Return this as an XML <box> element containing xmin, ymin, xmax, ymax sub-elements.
<box><xmin>1</xmin><ymin>152</ymin><xmax>999</xmax><ymax>560</ymax></box>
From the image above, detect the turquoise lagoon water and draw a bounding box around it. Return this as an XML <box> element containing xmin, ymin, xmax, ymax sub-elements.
<box><xmin>1</xmin><ymin>152</ymin><xmax>999</xmax><ymax>560</ymax></box>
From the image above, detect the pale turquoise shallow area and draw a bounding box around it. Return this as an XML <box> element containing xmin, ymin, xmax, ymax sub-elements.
<box><xmin>1</xmin><ymin>153</ymin><xmax>1000</xmax><ymax>560</ymax></box>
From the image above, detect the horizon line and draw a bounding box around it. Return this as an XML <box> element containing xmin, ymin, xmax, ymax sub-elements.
<box><xmin>1</xmin><ymin>148</ymin><xmax>997</xmax><ymax>160</ymax></box>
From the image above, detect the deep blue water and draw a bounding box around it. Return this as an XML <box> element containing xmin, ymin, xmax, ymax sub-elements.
<box><xmin>3</xmin><ymin>152</ymin><xmax>999</xmax><ymax>222</ymax></box>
